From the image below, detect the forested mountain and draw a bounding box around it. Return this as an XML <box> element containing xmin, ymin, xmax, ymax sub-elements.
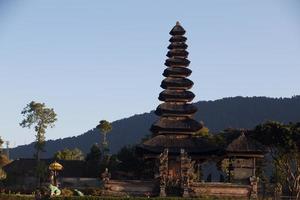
<box><xmin>10</xmin><ymin>96</ymin><xmax>300</xmax><ymax>159</ymax></box>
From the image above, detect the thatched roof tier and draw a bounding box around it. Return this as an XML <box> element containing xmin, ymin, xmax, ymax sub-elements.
<box><xmin>169</xmin><ymin>21</ymin><xmax>186</xmax><ymax>36</ymax></box>
<box><xmin>163</xmin><ymin>67</ymin><xmax>192</xmax><ymax>77</ymax></box>
<box><xmin>165</xmin><ymin>57</ymin><xmax>190</xmax><ymax>67</ymax></box>
<box><xmin>138</xmin><ymin>135</ymin><xmax>220</xmax><ymax>155</ymax></box>
<box><xmin>155</xmin><ymin>103</ymin><xmax>197</xmax><ymax>116</ymax></box>
<box><xmin>226</xmin><ymin>132</ymin><xmax>265</xmax><ymax>157</ymax></box>
<box><xmin>138</xmin><ymin>131</ymin><xmax>265</xmax><ymax>158</ymax></box>
<box><xmin>144</xmin><ymin>22</ymin><xmax>201</xmax><ymax>143</ymax></box>
<box><xmin>168</xmin><ymin>42</ymin><xmax>188</xmax><ymax>50</ymax></box>
<box><xmin>169</xmin><ymin>35</ymin><xmax>187</xmax><ymax>43</ymax></box>
<box><xmin>166</xmin><ymin>49</ymin><xmax>189</xmax><ymax>58</ymax></box>
<box><xmin>158</xmin><ymin>90</ymin><xmax>195</xmax><ymax>102</ymax></box>
<box><xmin>151</xmin><ymin>117</ymin><xmax>202</xmax><ymax>134</ymax></box>
<box><xmin>161</xmin><ymin>77</ymin><xmax>193</xmax><ymax>89</ymax></box>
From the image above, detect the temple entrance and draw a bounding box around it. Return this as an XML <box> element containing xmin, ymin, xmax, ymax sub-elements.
<box><xmin>158</xmin><ymin>148</ymin><xmax>194</xmax><ymax>197</ymax></box>
<box><xmin>166</xmin><ymin>159</ymin><xmax>181</xmax><ymax>196</ymax></box>
<box><xmin>168</xmin><ymin>159</ymin><xmax>181</xmax><ymax>180</ymax></box>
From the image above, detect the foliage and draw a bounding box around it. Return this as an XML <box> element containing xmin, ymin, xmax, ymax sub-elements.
<box><xmin>0</xmin><ymin>194</ymin><xmax>247</xmax><ymax>200</ymax></box>
<box><xmin>20</xmin><ymin>101</ymin><xmax>57</xmax><ymax>155</ymax></box>
<box><xmin>61</xmin><ymin>188</ymin><xmax>74</xmax><ymax>197</ymax></box>
<box><xmin>0</xmin><ymin>194</ymin><xmax>33</xmax><ymax>200</ymax></box>
<box><xmin>35</xmin><ymin>161</ymin><xmax>48</xmax><ymax>183</ymax></box>
<box><xmin>216</xmin><ymin>159</ymin><xmax>233</xmax><ymax>182</ymax></box>
<box><xmin>194</xmin><ymin>122</ymin><xmax>210</xmax><ymax>137</ymax></box>
<box><xmin>85</xmin><ymin>144</ymin><xmax>102</xmax><ymax>177</ymax></box>
<box><xmin>253</xmin><ymin>121</ymin><xmax>300</xmax><ymax>198</ymax></box>
<box><xmin>97</xmin><ymin>120</ymin><xmax>112</xmax><ymax>134</ymax></box>
<box><xmin>81</xmin><ymin>188</ymin><xmax>102</xmax><ymax>196</ymax></box>
<box><xmin>0</xmin><ymin>154</ymin><xmax>10</xmax><ymax>167</ymax></box>
<box><xmin>116</xmin><ymin>145</ymin><xmax>141</xmax><ymax>172</ymax></box>
<box><xmin>0</xmin><ymin>137</ymin><xmax>3</xmax><ymax>149</ymax></box>
<box><xmin>96</xmin><ymin>120</ymin><xmax>112</xmax><ymax>156</ymax></box>
<box><xmin>86</xmin><ymin>144</ymin><xmax>102</xmax><ymax>163</ymax></box>
<box><xmin>54</xmin><ymin>148</ymin><xmax>84</xmax><ymax>160</ymax></box>
<box><xmin>0</xmin><ymin>137</ymin><xmax>7</xmax><ymax>181</ymax></box>
<box><xmin>115</xmin><ymin>145</ymin><xmax>154</xmax><ymax>179</ymax></box>
<box><xmin>0</xmin><ymin>168</ymin><xmax>6</xmax><ymax>180</ymax></box>
<box><xmin>19</xmin><ymin>101</ymin><xmax>57</xmax><ymax>187</ymax></box>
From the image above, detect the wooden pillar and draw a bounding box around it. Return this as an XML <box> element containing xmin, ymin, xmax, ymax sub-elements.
<box><xmin>250</xmin><ymin>176</ymin><xmax>258</xmax><ymax>199</ymax></box>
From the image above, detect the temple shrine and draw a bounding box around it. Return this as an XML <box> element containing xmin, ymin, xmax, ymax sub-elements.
<box><xmin>137</xmin><ymin>22</ymin><xmax>264</xmax><ymax>198</ymax></box>
<box><xmin>77</xmin><ymin>22</ymin><xmax>269</xmax><ymax>199</ymax></box>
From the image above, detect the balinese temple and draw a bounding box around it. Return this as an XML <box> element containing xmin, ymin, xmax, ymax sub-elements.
<box><xmin>137</xmin><ymin>22</ymin><xmax>265</xmax><ymax>198</ymax></box>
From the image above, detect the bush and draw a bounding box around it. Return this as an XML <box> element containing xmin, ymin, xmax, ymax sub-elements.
<box><xmin>61</xmin><ymin>188</ymin><xmax>74</xmax><ymax>197</ymax></box>
<box><xmin>81</xmin><ymin>188</ymin><xmax>102</xmax><ymax>196</ymax></box>
<box><xmin>0</xmin><ymin>194</ymin><xmax>33</xmax><ymax>200</ymax></box>
<box><xmin>0</xmin><ymin>195</ymin><xmax>247</xmax><ymax>200</ymax></box>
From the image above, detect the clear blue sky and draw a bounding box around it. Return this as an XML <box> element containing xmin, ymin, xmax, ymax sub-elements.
<box><xmin>0</xmin><ymin>0</ymin><xmax>299</xmax><ymax>147</ymax></box>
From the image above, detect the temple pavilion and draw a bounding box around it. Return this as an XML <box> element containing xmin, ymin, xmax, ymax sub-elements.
<box><xmin>137</xmin><ymin>22</ymin><xmax>264</xmax><ymax>198</ymax></box>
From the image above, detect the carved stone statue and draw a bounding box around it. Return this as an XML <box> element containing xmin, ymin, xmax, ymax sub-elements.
<box><xmin>101</xmin><ymin>168</ymin><xmax>111</xmax><ymax>184</ymax></box>
<box><xmin>249</xmin><ymin>176</ymin><xmax>259</xmax><ymax>199</ymax></box>
<box><xmin>180</xmin><ymin>149</ymin><xmax>194</xmax><ymax>197</ymax></box>
<box><xmin>159</xmin><ymin>148</ymin><xmax>168</xmax><ymax>197</ymax></box>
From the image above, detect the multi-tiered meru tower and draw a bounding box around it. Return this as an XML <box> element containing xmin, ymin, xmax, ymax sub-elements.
<box><xmin>150</xmin><ymin>21</ymin><xmax>202</xmax><ymax>136</ymax></box>
<box><xmin>139</xmin><ymin>22</ymin><xmax>206</xmax><ymax>158</ymax></box>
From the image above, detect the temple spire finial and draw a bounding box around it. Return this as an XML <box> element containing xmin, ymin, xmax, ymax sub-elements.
<box><xmin>176</xmin><ymin>21</ymin><xmax>180</xmax><ymax>26</ymax></box>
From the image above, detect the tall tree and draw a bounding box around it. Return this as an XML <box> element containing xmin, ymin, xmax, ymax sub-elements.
<box><xmin>85</xmin><ymin>144</ymin><xmax>102</xmax><ymax>177</ymax></box>
<box><xmin>19</xmin><ymin>101</ymin><xmax>57</xmax><ymax>187</ymax></box>
<box><xmin>253</xmin><ymin>121</ymin><xmax>300</xmax><ymax>198</ymax></box>
<box><xmin>54</xmin><ymin>148</ymin><xmax>84</xmax><ymax>160</ymax></box>
<box><xmin>96</xmin><ymin>120</ymin><xmax>112</xmax><ymax>156</ymax></box>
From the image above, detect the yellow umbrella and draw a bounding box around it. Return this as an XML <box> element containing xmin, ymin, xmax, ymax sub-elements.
<box><xmin>49</xmin><ymin>161</ymin><xmax>63</xmax><ymax>171</ymax></box>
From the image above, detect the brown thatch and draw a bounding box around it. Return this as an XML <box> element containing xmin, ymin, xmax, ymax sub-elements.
<box><xmin>151</xmin><ymin>117</ymin><xmax>202</xmax><ymax>134</ymax></box>
<box><xmin>138</xmin><ymin>132</ymin><xmax>265</xmax><ymax>158</ymax></box>
<box><xmin>169</xmin><ymin>35</ymin><xmax>187</xmax><ymax>43</ymax></box>
<box><xmin>166</xmin><ymin>49</ymin><xmax>189</xmax><ymax>58</ymax></box>
<box><xmin>161</xmin><ymin>77</ymin><xmax>193</xmax><ymax>89</ymax></box>
<box><xmin>163</xmin><ymin>67</ymin><xmax>192</xmax><ymax>77</ymax></box>
<box><xmin>138</xmin><ymin>135</ymin><xmax>220</xmax><ymax>155</ymax></box>
<box><xmin>165</xmin><ymin>57</ymin><xmax>190</xmax><ymax>67</ymax></box>
<box><xmin>155</xmin><ymin>103</ymin><xmax>197</xmax><ymax>116</ymax></box>
<box><xmin>158</xmin><ymin>90</ymin><xmax>195</xmax><ymax>102</ymax></box>
<box><xmin>226</xmin><ymin>132</ymin><xmax>265</xmax><ymax>154</ymax></box>
<box><xmin>169</xmin><ymin>22</ymin><xmax>186</xmax><ymax>36</ymax></box>
<box><xmin>168</xmin><ymin>42</ymin><xmax>188</xmax><ymax>50</ymax></box>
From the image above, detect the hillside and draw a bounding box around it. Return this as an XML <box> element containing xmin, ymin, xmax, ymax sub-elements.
<box><xmin>10</xmin><ymin>96</ymin><xmax>300</xmax><ymax>159</ymax></box>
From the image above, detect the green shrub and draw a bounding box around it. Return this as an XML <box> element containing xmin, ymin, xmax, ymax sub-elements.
<box><xmin>0</xmin><ymin>194</ymin><xmax>249</xmax><ymax>200</ymax></box>
<box><xmin>0</xmin><ymin>194</ymin><xmax>33</xmax><ymax>200</ymax></box>
<box><xmin>81</xmin><ymin>188</ymin><xmax>103</xmax><ymax>196</ymax></box>
<box><xmin>61</xmin><ymin>188</ymin><xmax>74</xmax><ymax>197</ymax></box>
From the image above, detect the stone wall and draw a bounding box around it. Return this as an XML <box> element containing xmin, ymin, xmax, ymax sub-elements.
<box><xmin>104</xmin><ymin>180</ymin><xmax>157</xmax><ymax>196</ymax></box>
<box><xmin>190</xmin><ymin>182</ymin><xmax>252</xmax><ymax>198</ymax></box>
<box><xmin>60</xmin><ymin>177</ymin><xmax>101</xmax><ymax>187</ymax></box>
